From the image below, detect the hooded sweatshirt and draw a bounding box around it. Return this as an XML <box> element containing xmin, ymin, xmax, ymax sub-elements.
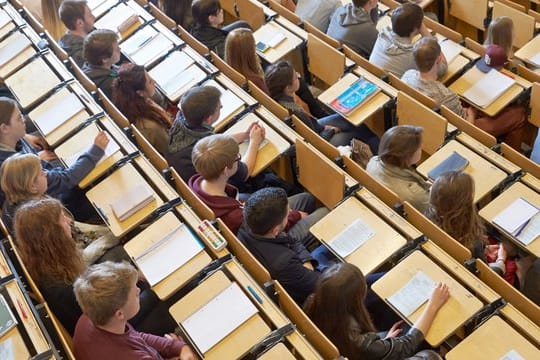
<box><xmin>327</xmin><ymin>4</ymin><xmax>379</xmax><ymax>58</ymax></box>
<box><xmin>296</xmin><ymin>0</ymin><xmax>341</xmax><ymax>33</ymax></box>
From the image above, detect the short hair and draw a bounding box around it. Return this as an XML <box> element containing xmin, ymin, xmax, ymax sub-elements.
<box><xmin>391</xmin><ymin>3</ymin><xmax>424</xmax><ymax>37</ymax></box>
<box><xmin>83</xmin><ymin>29</ymin><xmax>117</xmax><ymax>66</ymax></box>
<box><xmin>265</xmin><ymin>60</ymin><xmax>295</xmax><ymax>100</ymax></box>
<box><xmin>413</xmin><ymin>37</ymin><xmax>441</xmax><ymax>72</ymax></box>
<box><xmin>352</xmin><ymin>0</ymin><xmax>369</xmax><ymax>7</ymax></box>
<box><xmin>243</xmin><ymin>187</ymin><xmax>289</xmax><ymax>235</ymax></box>
<box><xmin>1</xmin><ymin>153</ymin><xmax>42</xmax><ymax>204</ymax></box>
<box><xmin>74</xmin><ymin>261</ymin><xmax>138</xmax><ymax>326</ymax></box>
<box><xmin>59</xmin><ymin>0</ymin><xmax>88</xmax><ymax>30</ymax></box>
<box><xmin>192</xmin><ymin>134</ymin><xmax>239</xmax><ymax>180</ymax></box>
<box><xmin>180</xmin><ymin>86</ymin><xmax>222</xmax><ymax>127</ymax></box>
<box><xmin>0</xmin><ymin>97</ymin><xmax>19</xmax><ymax>126</ymax></box>
<box><xmin>378</xmin><ymin>125</ymin><xmax>423</xmax><ymax>168</ymax></box>
<box><xmin>192</xmin><ymin>0</ymin><xmax>221</xmax><ymax>26</ymax></box>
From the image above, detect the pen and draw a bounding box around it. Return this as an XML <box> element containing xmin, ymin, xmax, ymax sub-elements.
<box><xmin>247</xmin><ymin>285</ymin><xmax>263</xmax><ymax>304</ymax></box>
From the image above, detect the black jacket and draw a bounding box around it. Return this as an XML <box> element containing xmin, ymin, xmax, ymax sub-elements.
<box><xmin>191</xmin><ymin>25</ymin><xmax>228</xmax><ymax>57</ymax></box>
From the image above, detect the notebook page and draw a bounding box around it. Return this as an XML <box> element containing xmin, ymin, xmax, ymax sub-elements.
<box><xmin>95</xmin><ymin>4</ymin><xmax>134</xmax><ymax>32</ymax></box>
<box><xmin>493</xmin><ymin>198</ymin><xmax>539</xmax><ymax>235</ymax></box>
<box><xmin>387</xmin><ymin>271</ymin><xmax>436</xmax><ymax>317</ymax></box>
<box><xmin>439</xmin><ymin>39</ymin><xmax>462</xmax><ymax>64</ymax></box>
<box><xmin>462</xmin><ymin>69</ymin><xmax>515</xmax><ymax>109</ymax></box>
<box><xmin>327</xmin><ymin>218</ymin><xmax>375</xmax><ymax>258</ymax></box>
<box><xmin>203</xmin><ymin>80</ymin><xmax>244</xmax><ymax>127</ymax></box>
<box><xmin>149</xmin><ymin>51</ymin><xmax>194</xmax><ymax>88</ymax></box>
<box><xmin>0</xmin><ymin>32</ymin><xmax>31</xmax><ymax>68</ymax></box>
<box><xmin>516</xmin><ymin>212</ymin><xmax>540</xmax><ymax>246</ymax></box>
<box><xmin>110</xmin><ymin>184</ymin><xmax>154</xmax><ymax>221</ymax></box>
<box><xmin>135</xmin><ymin>224</ymin><xmax>203</xmax><ymax>286</ymax></box>
<box><xmin>0</xmin><ymin>338</ymin><xmax>14</xmax><ymax>360</ymax></box>
<box><xmin>131</xmin><ymin>33</ymin><xmax>172</xmax><ymax>66</ymax></box>
<box><xmin>31</xmin><ymin>92</ymin><xmax>85</xmax><ymax>136</ymax></box>
<box><xmin>182</xmin><ymin>282</ymin><xmax>258</xmax><ymax>353</ymax></box>
<box><xmin>121</xmin><ymin>26</ymin><xmax>156</xmax><ymax>56</ymax></box>
<box><xmin>0</xmin><ymin>11</ymin><xmax>11</xmax><ymax>30</ymax></box>
<box><xmin>168</xmin><ymin>65</ymin><xmax>206</xmax><ymax>100</ymax></box>
<box><xmin>500</xmin><ymin>350</ymin><xmax>524</xmax><ymax>360</ymax></box>
<box><xmin>61</xmin><ymin>125</ymin><xmax>120</xmax><ymax>168</ymax></box>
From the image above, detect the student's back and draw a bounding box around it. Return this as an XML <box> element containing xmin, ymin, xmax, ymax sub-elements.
<box><xmin>296</xmin><ymin>0</ymin><xmax>340</xmax><ymax>32</ymax></box>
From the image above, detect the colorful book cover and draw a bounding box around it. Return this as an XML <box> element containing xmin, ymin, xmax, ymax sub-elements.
<box><xmin>329</xmin><ymin>77</ymin><xmax>380</xmax><ymax>115</ymax></box>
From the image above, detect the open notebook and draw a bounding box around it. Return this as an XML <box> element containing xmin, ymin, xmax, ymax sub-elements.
<box><xmin>493</xmin><ymin>198</ymin><xmax>540</xmax><ymax>245</ymax></box>
<box><xmin>439</xmin><ymin>39</ymin><xmax>463</xmax><ymax>64</ymax></box>
<box><xmin>29</xmin><ymin>90</ymin><xmax>86</xmax><ymax>137</ymax></box>
<box><xmin>95</xmin><ymin>3</ymin><xmax>139</xmax><ymax>34</ymax></box>
<box><xmin>462</xmin><ymin>69</ymin><xmax>515</xmax><ymax>109</ymax></box>
<box><xmin>120</xmin><ymin>25</ymin><xmax>173</xmax><ymax>66</ymax></box>
<box><xmin>110</xmin><ymin>184</ymin><xmax>155</xmax><ymax>222</ymax></box>
<box><xmin>0</xmin><ymin>31</ymin><xmax>32</xmax><ymax>69</ymax></box>
<box><xmin>202</xmin><ymin>79</ymin><xmax>244</xmax><ymax>128</ymax></box>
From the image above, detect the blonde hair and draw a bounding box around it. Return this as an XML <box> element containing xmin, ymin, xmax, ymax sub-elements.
<box><xmin>74</xmin><ymin>261</ymin><xmax>138</xmax><ymax>326</ymax></box>
<box><xmin>41</xmin><ymin>0</ymin><xmax>67</xmax><ymax>40</ymax></box>
<box><xmin>224</xmin><ymin>28</ymin><xmax>264</xmax><ymax>81</ymax></box>
<box><xmin>485</xmin><ymin>17</ymin><xmax>514</xmax><ymax>57</ymax></box>
<box><xmin>1</xmin><ymin>153</ymin><xmax>43</xmax><ymax>204</ymax></box>
<box><xmin>192</xmin><ymin>134</ymin><xmax>239</xmax><ymax>180</ymax></box>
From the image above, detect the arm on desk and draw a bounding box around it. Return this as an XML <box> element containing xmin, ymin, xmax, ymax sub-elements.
<box><xmin>241</xmin><ymin>123</ymin><xmax>265</xmax><ymax>177</ymax></box>
<box><xmin>411</xmin><ymin>283</ymin><xmax>449</xmax><ymax>336</ymax></box>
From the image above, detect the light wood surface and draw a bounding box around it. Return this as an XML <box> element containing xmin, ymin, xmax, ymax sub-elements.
<box><xmin>253</xmin><ymin>21</ymin><xmax>303</xmax><ymax>64</ymax></box>
<box><xmin>372</xmin><ymin>250</ymin><xmax>483</xmax><ymax>346</ymax></box>
<box><xmin>448</xmin><ymin>0</ymin><xmax>489</xmax><ymax>30</ymax></box>
<box><xmin>0</xmin><ymin>30</ymin><xmax>35</xmax><ymax>79</ymax></box>
<box><xmin>258</xmin><ymin>343</ymin><xmax>296</xmax><ymax>359</ymax></box>
<box><xmin>492</xmin><ymin>1</ymin><xmax>535</xmax><ymax>48</ymax></box>
<box><xmin>500</xmin><ymin>304</ymin><xmax>540</xmax><ymax>348</ymax></box>
<box><xmin>515</xmin><ymin>34</ymin><xmax>540</xmax><ymax>67</ymax></box>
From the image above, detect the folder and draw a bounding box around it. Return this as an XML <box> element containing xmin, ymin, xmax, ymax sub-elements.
<box><xmin>427</xmin><ymin>151</ymin><xmax>469</xmax><ymax>180</ymax></box>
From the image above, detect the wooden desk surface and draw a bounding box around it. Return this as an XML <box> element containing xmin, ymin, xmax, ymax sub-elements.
<box><xmin>372</xmin><ymin>250</ymin><xmax>483</xmax><ymax>346</ymax></box>
<box><xmin>352</xmin><ymin>66</ymin><xmax>398</xmax><ymax>98</ymax></box>
<box><xmin>0</xmin><ymin>327</ymin><xmax>31</xmax><ymax>359</ymax></box>
<box><xmin>416</xmin><ymin>140</ymin><xmax>507</xmax><ymax>203</ymax></box>
<box><xmin>515</xmin><ymin>34</ymin><xmax>540</xmax><ymax>68</ymax></box>
<box><xmin>500</xmin><ymin>304</ymin><xmax>540</xmax><ymax>348</ymax></box>
<box><xmin>86</xmin><ymin>162</ymin><xmax>164</xmax><ymax>237</ymax></box>
<box><xmin>258</xmin><ymin>343</ymin><xmax>296</xmax><ymax>359</ymax></box>
<box><xmin>318</xmin><ymin>73</ymin><xmax>391</xmax><ymax>126</ymax></box>
<box><xmin>310</xmin><ymin>197</ymin><xmax>406</xmax><ymax>274</ymax></box>
<box><xmin>446</xmin><ymin>316</ymin><xmax>540</xmax><ymax>359</ymax></box>
<box><xmin>124</xmin><ymin>212</ymin><xmax>212</xmax><ymax>300</ymax></box>
<box><xmin>224</xmin><ymin>113</ymin><xmax>290</xmax><ymax>176</ymax></box>
<box><xmin>253</xmin><ymin>21</ymin><xmax>303</xmax><ymax>64</ymax></box>
<box><xmin>521</xmin><ymin>173</ymin><xmax>540</xmax><ymax>194</ymax></box>
<box><xmin>169</xmin><ymin>270</ymin><xmax>270</xmax><ymax>359</ymax></box>
<box><xmin>448</xmin><ymin>66</ymin><xmax>526</xmax><ymax>117</ymax></box>
<box><xmin>479</xmin><ymin>181</ymin><xmax>540</xmax><ymax>256</ymax></box>
<box><xmin>0</xmin><ymin>31</ymin><xmax>35</xmax><ymax>79</ymax></box>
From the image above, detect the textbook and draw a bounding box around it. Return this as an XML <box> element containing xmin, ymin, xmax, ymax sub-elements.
<box><xmin>493</xmin><ymin>197</ymin><xmax>540</xmax><ymax>237</ymax></box>
<box><xmin>427</xmin><ymin>151</ymin><xmax>469</xmax><ymax>180</ymax></box>
<box><xmin>0</xmin><ymin>294</ymin><xmax>17</xmax><ymax>338</ymax></box>
<box><xmin>462</xmin><ymin>68</ymin><xmax>515</xmax><ymax>109</ymax></box>
<box><xmin>329</xmin><ymin>77</ymin><xmax>380</xmax><ymax>115</ymax></box>
<box><xmin>110</xmin><ymin>184</ymin><xmax>155</xmax><ymax>222</ymax></box>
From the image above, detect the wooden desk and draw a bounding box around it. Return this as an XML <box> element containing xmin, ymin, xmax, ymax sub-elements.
<box><xmin>372</xmin><ymin>250</ymin><xmax>483</xmax><ymax>346</ymax></box>
<box><xmin>479</xmin><ymin>181</ymin><xmax>540</xmax><ymax>256</ymax></box>
<box><xmin>446</xmin><ymin>316</ymin><xmax>540</xmax><ymax>359</ymax></box>
<box><xmin>124</xmin><ymin>212</ymin><xmax>212</xmax><ymax>300</ymax></box>
<box><xmin>522</xmin><ymin>173</ymin><xmax>540</xmax><ymax>194</ymax></box>
<box><xmin>253</xmin><ymin>21</ymin><xmax>303</xmax><ymax>64</ymax></box>
<box><xmin>515</xmin><ymin>34</ymin><xmax>540</xmax><ymax>68</ymax></box>
<box><xmin>0</xmin><ymin>30</ymin><xmax>36</xmax><ymax>79</ymax></box>
<box><xmin>94</xmin><ymin>2</ymin><xmax>144</xmax><ymax>40</ymax></box>
<box><xmin>258</xmin><ymin>343</ymin><xmax>296</xmax><ymax>359</ymax></box>
<box><xmin>87</xmin><ymin>0</ymin><xmax>118</xmax><ymax>19</ymax></box>
<box><xmin>448</xmin><ymin>66</ymin><xmax>527</xmax><ymax>117</ymax></box>
<box><xmin>416</xmin><ymin>140</ymin><xmax>507</xmax><ymax>203</ymax></box>
<box><xmin>500</xmin><ymin>304</ymin><xmax>540</xmax><ymax>348</ymax></box>
<box><xmin>169</xmin><ymin>270</ymin><xmax>271</xmax><ymax>359</ymax></box>
<box><xmin>310</xmin><ymin>197</ymin><xmax>406</xmax><ymax>274</ymax></box>
<box><xmin>318</xmin><ymin>73</ymin><xmax>391</xmax><ymax>126</ymax></box>
<box><xmin>223</xmin><ymin>113</ymin><xmax>290</xmax><ymax>176</ymax></box>
<box><xmin>86</xmin><ymin>162</ymin><xmax>164</xmax><ymax>237</ymax></box>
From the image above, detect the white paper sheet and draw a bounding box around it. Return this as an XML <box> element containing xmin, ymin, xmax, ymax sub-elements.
<box><xmin>462</xmin><ymin>69</ymin><xmax>515</xmax><ymax>109</ymax></box>
<box><xmin>31</xmin><ymin>92</ymin><xmax>85</xmax><ymax>136</ymax></box>
<box><xmin>439</xmin><ymin>39</ymin><xmax>462</xmax><ymax>64</ymax></box>
<box><xmin>0</xmin><ymin>32</ymin><xmax>31</xmax><ymax>68</ymax></box>
<box><xmin>121</xmin><ymin>26</ymin><xmax>157</xmax><ymax>56</ymax></box>
<box><xmin>0</xmin><ymin>11</ymin><xmax>11</xmax><ymax>30</ymax></box>
<box><xmin>328</xmin><ymin>219</ymin><xmax>375</xmax><ymax>258</ymax></box>
<box><xmin>203</xmin><ymin>80</ymin><xmax>244</xmax><ymax>127</ymax></box>
<box><xmin>182</xmin><ymin>282</ymin><xmax>258</xmax><ymax>353</ymax></box>
<box><xmin>135</xmin><ymin>224</ymin><xmax>203</xmax><ymax>286</ymax></box>
<box><xmin>500</xmin><ymin>350</ymin><xmax>525</xmax><ymax>360</ymax></box>
<box><xmin>529</xmin><ymin>52</ymin><xmax>540</xmax><ymax>67</ymax></box>
<box><xmin>516</xmin><ymin>212</ymin><xmax>540</xmax><ymax>246</ymax></box>
<box><xmin>387</xmin><ymin>272</ymin><xmax>436</xmax><ymax>317</ymax></box>
<box><xmin>0</xmin><ymin>338</ymin><xmax>14</xmax><ymax>360</ymax></box>
<box><xmin>61</xmin><ymin>124</ymin><xmax>121</xmax><ymax>168</ymax></box>
<box><xmin>95</xmin><ymin>4</ymin><xmax>135</xmax><ymax>32</ymax></box>
<box><xmin>149</xmin><ymin>50</ymin><xmax>194</xmax><ymax>88</ymax></box>
<box><xmin>493</xmin><ymin>198</ymin><xmax>539</xmax><ymax>235</ymax></box>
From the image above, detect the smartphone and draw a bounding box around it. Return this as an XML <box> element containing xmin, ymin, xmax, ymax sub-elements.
<box><xmin>256</xmin><ymin>41</ymin><xmax>269</xmax><ymax>53</ymax></box>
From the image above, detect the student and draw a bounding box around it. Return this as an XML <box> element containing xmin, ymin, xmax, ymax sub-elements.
<box><xmin>82</xmin><ymin>29</ymin><xmax>121</xmax><ymax>98</ymax></box>
<box><xmin>369</xmin><ymin>2</ymin><xmax>447</xmax><ymax>77</ymax></box>
<box><xmin>265</xmin><ymin>60</ymin><xmax>379</xmax><ymax>151</ymax></box>
<box><xmin>161</xmin><ymin>0</ymin><xmax>194</xmax><ymax>30</ymax></box>
<box><xmin>366</xmin><ymin>125</ymin><xmax>430</xmax><ymax>212</ymax></box>
<box><xmin>190</xmin><ymin>0</ymin><xmax>250</xmax><ymax>58</ymax></box>
<box><xmin>296</xmin><ymin>0</ymin><xmax>340</xmax><ymax>33</ymax></box>
<box><xmin>0</xmin><ymin>97</ymin><xmax>107</xmax><ymax>219</ymax></box>
<box><xmin>73</xmin><ymin>261</ymin><xmax>197</xmax><ymax>360</ymax></box>
<box><xmin>425</xmin><ymin>171</ymin><xmax>507</xmax><ymax>275</ymax></box>
<box><xmin>189</xmin><ymin>134</ymin><xmax>327</xmax><ymax>242</ymax></box>
<box><xmin>304</xmin><ymin>263</ymin><xmax>448</xmax><ymax>360</ymax></box>
<box><xmin>14</xmin><ymin>198</ymin><xmax>177</xmax><ymax>336</ymax></box>
<box><xmin>112</xmin><ymin>64</ymin><xmax>171</xmax><ymax>154</ymax></box>
<box><xmin>485</xmin><ymin>16</ymin><xmax>515</xmax><ymax>61</ymax></box>
<box><xmin>503</xmin><ymin>243</ymin><xmax>540</xmax><ymax>306</ymax></box>
<box><xmin>58</xmin><ymin>0</ymin><xmax>96</xmax><ymax>66</ymax></box>
<box><xmin>402</xmin><ymin>37</ymin><xmax>525</xmax><ymax>150</ymax></box>
<box><xmin>327</xmin><ymin>0</ymin><xmax>379</xmax><ymax>58</ymax></box>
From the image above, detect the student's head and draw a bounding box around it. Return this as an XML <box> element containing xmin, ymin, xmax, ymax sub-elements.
<box><xmin>192</xmin><ymin>0</ymin><xmax>223</xmax><ymax>27</ymax></box>
<box><xmin>391</xmin><ymin>2</ymin><xmax>424</xmax><ymax>38</ymax></box>
<box><xmin>352</xmin><ymin>0</ymin><xmax>377</xmax><ymax>9</ymax></box>
<box><xmin>413</xmin><ymin>37</ymin><xmax>443</xmax><ymax>72</ymax></box>
<box><xmin>59</xmin><ymin>0</ymin><xmax>95</xmax><ymax>33</ymax></box>
<box><xmin>162</xmin><ymin>0</ymin><xmax>193</xmax><ymax>28</ymax></box>
<box><xmin>83</xmin><ymin>29</ymin><xmax>120</xmax><ymax>66</ymax></box>
<box><xmin>426</xmin><ymin>171</ymin><xmax>485</xmax><ymax>250</ymax></box>
<box><xmin>486</xmin><ymin>16</ymin><xmax>514</xmax><ymax>56</ymax></box>
<box><xmin>192</xmin><ymin>134</ymin><xmax>239</xmax><ymax>181</ymax></box>
<box><xmin>180</xmin><ymin>86</ymin><xmax>222</xmax><ymax>127</ymax></box>
<box><xmin>14</xmin><ymin>198</ymin><xmax>83</xmax><ymax>283</ymax></box>
<box><xmin>378</xmin><ymin>125</ymin><xmax>423</xmax><ymax>168</ymax></box>
<box><xmin>1</xmin><ymin>154</ymin><xmax>47</xmax><ymax>204</ymax></box>
<box><xmin>0</xmin><ymin>97</ymin><xmax>26</xmax><ymax>143</ymax></box>
<box><xmin>74</xmin><ymin>261</ymin><xmax>139</xmax><ymax>326</ymax></box>
<box><xmin>243</xmin><ymin>187</ymin><xmax>289</xmax><ymax>236</ymax></box>
<box><xmin>224</xmin><ymin>28</ymin><xmax>264</xmax><ymax>79</ymax></box>
<box><xmin>304</xmin><ymin>263</ymin><xmax>376</xmax><ymax>355</ymax></box>
<box><xmin>265</xmin><ymin>60</ymin><xmax>299</xmax><ymax>99</ymax></box>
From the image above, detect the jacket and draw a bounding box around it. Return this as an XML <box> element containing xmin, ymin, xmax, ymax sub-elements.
<box><xmin>58</xmin><ymin>32</ymin><xmax>85</xmax><ymax>67</ymax></box>
<box><xmin>82</xmin><ymin>63</ymin><xmax>119</xmax><ymax>98</ymax></box>
<box><xmin>369</xmin><ymin>27</ymin><xmax>416</xmax><ymax>77</ymax></box>
<box><xmin>191</xmin><ymin>25</ymin><xmax>228</xmax><ymax>58</ymax></box>
<box><xmin>135</xmin><ymin>118</ymin><xmax>170</xmax><ymax>155</ymax></box>
<box><xmin>296</xmin><ymin>0</ymin><xmax>341</xmax><ymax>32</ymax></box>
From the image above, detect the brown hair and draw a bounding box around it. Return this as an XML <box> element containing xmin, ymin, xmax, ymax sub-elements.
<box><xmin>413</xmin><ymin>37</ymin><xmax>441</xmax><ymax>72</ymax></box>
<box><xmin>1</xmin><ymin>153</ymin><xmax>43</xmax><ymax>204</ymax></box>
<box><xmin>304</xmin><ymin>263</ymin><xmax>376</xmax><ymax>357</ymax></box>
<box><xmin>59</xmin><ymin>0</ymin><xmax>87</xmax><ymax>30</ymax></box>
<box><xmin>192</xmin><ymin>134</ymin><xmax>239</xmax><ymax>180</ymax></box>
<box><xmin>391</xmin><ymin>2</ymin><xmax>424</xmax><ymax>37</ymax></box>
<box><xmin>265</xmin><ymin>60</ymin><xmax>295</xmax><ymax>100</ymax></box>
<box><xmin>83</xmin><ymin>29</ymin><xmax>117</xmax><ymax>66</ymax></box>
<box><xmin>0</xmin><ymin>97</ymin><xmax>19</xmax><ymax>126</ymax></box>
<box><xmin>485</xmin><ymin>17</ymin><xmax>514</xmax><ymax>57</ymax></box>
<box><xmin>14</xmin><ymin>198</ymin><xmax>84</xmax><ymax>284</ymax></box>
<box><xmin>378</xmin><ymin>125</ymin><xmax>423</xmax><ymax>168</ymax></box>
<box><xmin>180</xmin><ymin>86</ymin><xmax>222</xmax><ymax>127</ymax></box>
<box><xmin>426</xmin><ymin>171</ymin><xmax>486</xmax><ymax>252</ymax></box>
<box><xmin>225</xmin><ymin>28</ymin><xmax>265</xmax><ymax>84</ymax></box>
<box><xmin>191</xmin><ymin>0</ymin><xmax>221</xmax><ymax>26</ymax></box>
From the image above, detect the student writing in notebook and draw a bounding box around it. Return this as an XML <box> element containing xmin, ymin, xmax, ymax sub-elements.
<box><xmin>304</xmin><ymin>263</ymin><xmax>449</xmax><ymax>360</ymax></box>
<box><xmin>58</xmin><ymin>0</ymin><xmax>96</xmax><ymax>67</ymax></box>
<box><xmin>401</xmin><ymin>37</ymin><xmax>525</xmax><ymax>150</ymax></box>
<box><xmin>73</xmin><ymin>261</ymin><xmax>197</xmax><ymax>360</ymax></box>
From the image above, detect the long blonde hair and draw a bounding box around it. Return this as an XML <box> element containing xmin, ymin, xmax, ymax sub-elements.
<box><xmin>41</xmin><ymin>0</ymin><xmax>66</xmax><ymax>40</ymax></box>
<box><xmin>224</xmin><ymin>28</ymin><xmax>265</xmax><ymax>82</ymax></box>
<box><xmin>485</xmin><ymin>16</ymin><xmax>514</xmax><ymax>57</ymax></box>
<box><xmin>1</xmin><ymin>153</ymin><xmax>43</xmax><ymax>204</ymax></box>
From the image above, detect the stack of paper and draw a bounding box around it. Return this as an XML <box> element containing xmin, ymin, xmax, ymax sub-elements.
<box><xmin>30</xmin><ymin>91</ymin><xmax>85</xmax><ymax>136</ymax></box>
<box><xmin>462</xmin><ymin>69</ymin><xmax>515</xmax><ymax>109</ymax></box>
<box><xmin>493</xmin><ymin>198</ymin><xmax>539</xmax><ymax>237</ymax></box>
<box><xmin>110</xmin><ymin>184</ymin><xmax>155</xmax><ymax>221</ymax></box>
<box><xmin>328</xmin><ymin>219</ymin><xmax>375</xmax><ymax>258</ymax></box>
<box><xmin>0</xmin><ymin>32</ymin><xmax>31</xmax><ymax>68</ymax></box>
<box><xmin>387</xmin><ymin>272</ymin><xmax>436</xmax><ymax>317</ymax></box>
